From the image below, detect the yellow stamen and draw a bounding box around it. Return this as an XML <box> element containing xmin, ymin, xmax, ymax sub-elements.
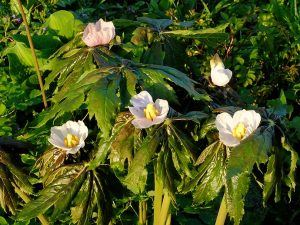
<box><xmin>144</xmin><ymin>103</ymin><xmax>159</xmax><ymax>121</ymax></box>
<box><xmin>64</xmin><ymin>134</ymin><xmax>80</xmax><ymax>148</ymax></box>
<box><xmin>232</xmin><ymin>123</ymin><xmax>246</xmax><ymax>140</ymax></box>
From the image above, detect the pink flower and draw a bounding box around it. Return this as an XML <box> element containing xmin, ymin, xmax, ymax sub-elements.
<box><xmin>82</xmin><ymin>19</ymin><xmax>115</xmax><ymax>47</ymax></box>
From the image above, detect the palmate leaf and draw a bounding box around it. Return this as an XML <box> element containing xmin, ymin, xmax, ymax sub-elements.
<box><xmin>16</xmin><ymin>164</ymin><xmax>86</xmax><ymax>221</ymax></box>
<box><xmin>87</xmin><ymin>73</ymin><xmax>121</xmax><ymax>138</ymax></box>
<box><xmin>123</xmin><ymin>128</ymin><xmax>163</xmax><ymax>194</ymax></box>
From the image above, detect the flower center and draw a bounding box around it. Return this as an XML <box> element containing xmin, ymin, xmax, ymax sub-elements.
<box><xmin>144</xmin><ymin>103</ymin><xmax>159</xmax><ymax>121</ymax></box>
<box><xmin>64</xmin><ymin>134</ymin><xmax>80</xmax><ymax>148</ymax></box>
<box><xmin>232</xmin><ymin>123</ymin><xmax>246</xmax><ymax>140</ymax></box>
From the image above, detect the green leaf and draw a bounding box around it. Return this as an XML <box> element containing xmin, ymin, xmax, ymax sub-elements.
<box><xmin>227</xmin><ymin>127</ymin><xmax>273</xmax><ymax>179</ymax></box>
<box><xmin>145</xmin><ymin>64</ymin><xmax>211</xmax><ymax>101</ymax></box>
<box><xmin>124</xmin><ymin>129</ymin><xmax>163</xmax><ymax>193</ymax></box>
<box><xmin>137</xmin><ymin>17</ymin><xmax>172</xmax><ymax>30</ymax></box>
<box><xmin>123</xmin><ymin>69</ymin><xmax>137</xmax><ymax>96</ymax></box>
<box><xmin>263</xmin><ymin>154</ymin><xmax>278</xmax><ymax>206</ymax></box>
<box><xmin>45</xmin><ymin>10</ymin><xmax>83</xmax><ymax>40</ymax></box>
<box><xmin>142</xmin><ymin>41</ymin><xmax>165</xmax><ymax>65</ymax></box>
<box><xmin>173</xmin><ymin>111</ymin><xmax>208</xmax><ymax>123</ymax></box>
<box><xmin>139</xmin><ymin>67</ymin><xmax>179</xmax><ymax>104</ymax></box>
<box><xmin>156</xmin><ymin>146</ymin><xmax>177</xmax><ymax>199</ymax></box>
<box><xmin>167</xmin><ymin>125</ymin><xmax>196</xmax><ymax>178</ymax></box>
<box><xmin>16</xmin><ymin>165</ymin><xmax>86</xmax><ymax>221</ymax></box>
<box><xmin>87</xmin><ymin>74</ymin><xmax>120</xmax><ymax>138</ymax></box>
<box><xmin>193</xmin><ymin>142</ymin><xmax>226</xmax><ymax>204</ymax></box>
<box><xmin>226</xmin><ymin>172</ymin><xmax>250</xmax><ymax>225</ymax></box>
<box><xmin>163</xmin><ymin>23</ymin><xmax>229</xmax><ymax>46</ymax></box>
<box><xmin>281</xmin><ymin>136</ymin><xmax>298</xmax><ymax>200</ymax></box>
<box><xmin>4</xmin><ymin>42</ymin><xmax>46</xmax><ymax>76</ymax></box>
<box><xmin>89</xmin><ymin>112</ymin><xmax>134</xmax><ymax>170</ymax></box>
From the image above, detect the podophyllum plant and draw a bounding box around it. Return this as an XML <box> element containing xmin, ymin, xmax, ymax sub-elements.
<box><xmin>0</xmin><ymin>2</ymin><xmax>298</xmax><ymax>225</ymax></box>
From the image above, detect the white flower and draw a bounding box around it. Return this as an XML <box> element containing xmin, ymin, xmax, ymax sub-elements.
<box><xmin>82</xmin><ymin>19</ymin><xmax>115</xmax><ymax>47</ymax></box>
<box><xmin>48</xmin><ymin>121</ymin><xmax>88</xmax><ymax>154</ymax></box>
<box><xmin>210</xmin><ymin>53</ymin><xmax>232</xmax><ymax>86</ymax></box>
<box><xmin>215</xmin><ymin>109</ymin><xmax>261</xmax><ymax>147</ymax></box>
<box><xmin>129</xmin><ymin>91</ymin><xmax>169</xmax><ymax>129</ymax></box>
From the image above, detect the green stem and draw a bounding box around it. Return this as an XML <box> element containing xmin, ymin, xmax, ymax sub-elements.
<box><xmin>215</xmin><ymin>194</ymin><xmax>227</xmax><ymax>225</ymax></box>
<box><xmin>13</xmin><ymin>184</ymin><xmax>50</xmax><ymax>225</ymax></box>
<box><xmin>153</xmin><ymin>169</ymin><xmax>163</xmax><ymax>225</ymax></box>
<box><xmin>16</xmin><ymin>0</ymin><xmax>48</xmax><ymax>108</ymax></box>
<box><xmin>158</xmin><ymin>191</ymin><xmax>171</xmax><ymax>225</ymax></box>
<box><xmin>139</xmin><ymin>200</ymin><xmax>147</xmax><ymax>225</ymax></box>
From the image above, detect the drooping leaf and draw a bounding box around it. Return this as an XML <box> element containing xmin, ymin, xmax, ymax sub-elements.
<box><xmin>0</xmin><ymin>166</ymin><xmax>17</xmax><ymax>215</ymax></box>
<box><xmin>0</xmin><ymin>150</ymin><xmax>32</xmax><ymax>194</ymax></box>
<box><xmin>167</xmin><ymin>124</ymin><xmax>197</xmax><ymax>178</ymax></box>
<box><xmin>156</xmin><ymin>145</ymin><xmax>177</xmax><ymax>199</ymax></box>
<box><xmin>16</xmin><ymin>164</ymin><xmax>86</xmax><ymax>221</ymax></box>
<box><xmin>226</xmin><ymin>172</ymin><xmax>250</xmax><ymax>225</ymax></box>
<box><xmin>173</xmin><ymin>111</ymin><xmax>208</xmax><ymax>123</ymax></box>
<box><xmin>281</xmin><ymin>136</ymin><xmax>298</xmax><ymax>200</ymax></box>
<box><xmin>263</xmin><ymin>154</ymin><xmax>279</xmax><ymax>206</ymax></box>
<box><xmin>89</xmin><ymin>112</ymin><xmax>134</xmax><ymax>170</ymax></box>
<box><xmin>193</xmin><ymin>143</ymin><xmax>226</xmax><ymax>204</ymax></box>
<box><xmin>124</xmin><ymin>128</ymin><xmax>163</xmax><ymax>193</ymax></box>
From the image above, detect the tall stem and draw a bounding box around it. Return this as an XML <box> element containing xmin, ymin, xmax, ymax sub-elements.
<box><xmin>13</xmin><ymin>184</ymin><xmax>49</xmax><ymax>225</ymax></box>
<box><xmin>139</xmin><ymin>200</ymin><xmax>147</xmax><ymax>225</ymax></box>
<box><xmin>16</xmin><ymin>0</ymin><xmax>48</xmax><ymax>108</ymax></box>
<box><xmin>153</xmin><ymin>169</ymin><xmax>163</xmax><ymax>225</ymax></box>
<box><xmin>215</xmin><ymin>194</ymin><xmax>227</xmax><ymax>225</ymax></box>
<box><xmin>158</xmin><ymin>192</ymin><xmax>171</xmax><ymax>225</ymax></box>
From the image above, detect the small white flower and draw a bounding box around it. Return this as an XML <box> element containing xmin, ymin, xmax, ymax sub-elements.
<box><xmin>48</xmin><ymin>121</ymin><xmax>88</xmax><ymax>154</ymax></box>
<box><xmin>129</xmin><ymin>91</ymin><xmax>169</xmax><ymax>129</ymax></box>
<box><xmin>210</xmin><ymin>53</ymin><xmax>232</xmax><ymax>86</ymax></box>
<box><xmin>215</xmin><ymin>109</ymin><xmax>261</xmax><ymax>147</ymax></box>
<box><xmin>82</xmin><ymin>19</ymin><xmax>115</xmax><ymax>47</ymax></box>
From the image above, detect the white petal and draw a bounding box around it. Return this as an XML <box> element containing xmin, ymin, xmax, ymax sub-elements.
<box><xmin>211</xmin><ymin>68</ymin><xmax>232</xmax><ymax>86</ymax></box>
<box><xmin>152</xmin><ymin>114</ymin><xmax>167</xmax><ymax>125</ymax></box>
<box><xmin>219</xmin><ymin>131</ymin><xmax>240</xmax><ymax>147</ymax></box>
<box><xmin>131</xmin><ymin>118</ymin><xmax>154</xmax><ymax>129</ymax></box>
<box><xmin>129</xmin><ymin>106</ymin><xmax>144</xmax><ymax>118</ymax></box>
<box><xmin>154</xmin><ymin>99</ymin><xmax>169</xmax><ymax>115</ymax></box>
<box><xmin>130</xmin><ymin>91</ymin><xmax>153</xmax><ymax>107</ymax></box>
<box><xmin>210</xmin><ymin>54</ymin><xmax>225</xmax><ymax>70</ymax></box>
<box><xmin>77</xmin><ymin>121</ymin><xmax>88</xmax><ymax>139</ymax></box>
<box><xmin>215</xmin><ymin>112</ymin><xmax>234</xmax><ymax>134</ymax></box>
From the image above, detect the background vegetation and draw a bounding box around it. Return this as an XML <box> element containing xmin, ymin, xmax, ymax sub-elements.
<box><xmin>0</xmin><ymin>0</ymin><xmax>299</xmax><ymax>224</ymax></box>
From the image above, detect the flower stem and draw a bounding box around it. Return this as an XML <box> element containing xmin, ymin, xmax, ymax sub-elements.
<box><xmin>139</xmin><ymin>200</ymin><xmax>147</xmax><ymax>225</ymax></box>
<box><xmin>215</xmin><ymin>194</ymin><xmax>227</xmax><ymax>225</ymax></box>
<box><xmin>153</xmin><ymin>169</ymin><xmax>163</xmax><ymax>225</ymax></box>
<box><xmin>16</xmin><ymin>0</ymin><xmax>48</xmax><ymax>108</ymax></box>
<box><xmin>158</xmin><ymin>191</ymin><xmax>171</xmax><ymax>225</ymax></box>
<box><xmin>13</xmin><ymin>184</ymin><xmax>49</xmax><ymax>225</ymax></box>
